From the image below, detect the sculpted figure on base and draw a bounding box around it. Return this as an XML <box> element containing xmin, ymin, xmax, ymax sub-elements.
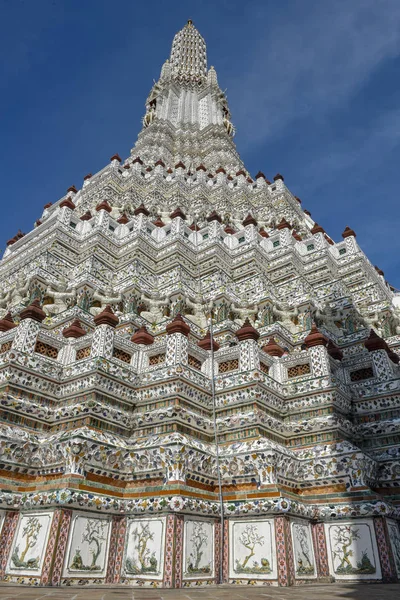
<box><xmin>90</xmin><ymin>284</ymin><xmax>123</xmax><ymax>317</ymax></box>
<box><xmin>184</xmin><ymin>292</ymin><xmax>212</xmax><ymax>330</ymax></box>
<box><xmin>231</xmin><ymin>300</ymin><xmax>258</xmax><ymax>325</ymax></box>
<box><xmin>7</xmin><ymin>273</ymin><xmax>32</xmax><ymax>307</ymax></box>
<box><xmin>44</xmin><ymin>276</ymin><xmax>77</xmax><ymax>316</ymax></box>
<box><xmin>272</xmin><ymin>300</ymin><xmax>299</xmax><ymax>333</ymax></box>
<box><xmin>140</xmin><ymin>292</ymin><xmax>170</xmax><ymax>323</ymax></box>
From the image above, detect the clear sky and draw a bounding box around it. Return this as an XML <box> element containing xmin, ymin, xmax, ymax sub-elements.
<box><xmin>1</xmin><ymin>0</ymin><xmax>399</xmax><ymax>287</ymax></box>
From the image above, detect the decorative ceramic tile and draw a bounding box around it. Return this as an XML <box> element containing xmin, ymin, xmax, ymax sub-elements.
<box><xmin>6</xmin><ymin>511</ymin><xmax>53</xmax><ymax>577</ymax></box>
<box><xmin>229</xmin><ymin>519</ymin><xmax>277</xmax><ymax>579</ymax></box>
<box><xmin>62</xmin><ymin>513</ymin><xmax>111</xmax><ymax>578</ymax></box>
<box><xmin>51</xmin><ymin>509</ymin><xmax>72</xmax><ymax>586</ymax></box>
<box><xmin>325</xmin><ymin>520</ymin><xmax>382</xmax><ymax>580</ymax></box>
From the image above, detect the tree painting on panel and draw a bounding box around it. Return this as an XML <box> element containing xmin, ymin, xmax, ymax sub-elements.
<box><xmin>234</xmin><ymin>523</ymin><xmax>271</xmax><ymax>574</ymax></box>
<box><xmin>332</xmin><ymin>526</ymin><xmax>375</xmax><ymax>575</ymax></box>
<box><xmin>125</xmin><ymin>521</ymin><xmax>159</xmax><ymax>574</ymax></box>
<box><xmin>70</xmin><ymin>519</ymin><xmax>107</xmax><ymax>571</ymax></box>
<box><xmin>11</xmin><ymin>517</ymin><xmax>42</xmax><ymax>569</ymax></box>
<box><xmin>186</xmin><ymin>522</ymin><xmax>211</xmax><ymax>575</ymax></box>
<box><xmin>293</xmin><ymin>524</ymin><xmax>314</xmax><ymax>575</ymax></box>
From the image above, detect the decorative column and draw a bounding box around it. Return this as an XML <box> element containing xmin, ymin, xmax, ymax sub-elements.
<box><xmin>41</xmin><ymin>508</ymin><xmax>63</xmax><ymax>585</ymax></box>
<box><xmin>134</xmin><ymin>203</ymin><xmax>150</xmax><ymax>234</ymax></box>
<box><xmin>342</xmin><ymin>225</ymin><xmax>359</xmax><ymax>255</ymax></box>
<box><xmin>277</xmin><ymin>217</ymin><xmax>293</xmax><ymax>247</ymax></box>
<box><xmin>131</xmin><ymin>325</ymin><xmax>154</xmax><ymax>371</ymax></box>
<box><xmin>51</xmin><ymin>509</ymin><xmax>72</xmax><ymax>586</ymax></box>
<box><xmin>95</xmin><ymin>199</ymin><xmax>112</xmax><ymax>232</ymax></box>
<box><xmin>11</xmin><ymin>299</ymin><xmax>45</xmax><ymax>353</ymax></box>
<box><xmin>91</xmin><ymin>305</ymin><xmax>119</xmax><ymax>359</ymax></box>
<box><xmin>163</xmin><ymin>514</ymin><xmax>183</xmax><ymax>588</ymax></box>
<box><xmin>373</xmin><ymin>517</ymin><xmax>398</xmax><ymax>582</ymax></box>
<box><xmin>0</xmin><ymin>511</ymin><xmax>19</xmax><ymax>579</ymax></box>
<box><xmin>169</xmin><ymin>207</ymin><xmax>187</xmax><ymax>236</ymax></box>
<box><xmin>304</xmin><ymin>323</ymin><xmax>331</xmax><ymax>379</ymax></box>
<box><xmin>58</xmin><ymin>196</ymin><xmax>76</xmax><ymax>226</ymax></box>
<box><xmin>58</xmin><ymin>319</ymin><xmax>86</xmax><ymax>364</ymax></box>
<box><xmin>364</xmin><ymin>330</ymin><xmax>394</xmax><ymax>381</ymax></box>
<box><xmin>206</xmin><ymin>211</ymin><xmax>223</xmax><ymax>241</ymax></box>
<box><xmin>275</xmin><ymin>515</ymin><xmax>295</xmax><ymax>586</ymax></box>
<box><xmin>235</xmin><ymin>318</ymin><xmax>260</xmax><ymax>371</ymax></box>
<box><xmin>106</xmin><ymin>515</ymin><xmax>127</xmax><ymax>584</ymax></box>
<box><xmin>262</xmin><ymin>337</ymin><xmax>285</xmax><ymax>381</ymax></box>
<box><xmin>242</xmin><ymin>213</ymin><xmax>258</xmax><ymax>243</ymax></box>
<box><xmin>198</xmin><ymin>329</ymin><xmax>220</xmax><ymax>377</ymax></box>
<box><xmin>165</xmin><ymin>314</ymin><xmax>190</xmax><ymax>366</ymax></box>
<box><xmin>311</xmin><ymin>522</ymin><xmax>330</xmax><ymax>579</ymax></box>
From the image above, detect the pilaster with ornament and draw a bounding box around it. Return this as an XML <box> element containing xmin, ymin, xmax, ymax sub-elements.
<box><xmin>275</xmin><ymin>515</ymin><xmax>294</xmax><ymax>586</ymax></box>
<box><xmin>236</xmin><ymin>318</ymin><xmax>260</xmax><ymax>371</ymax></box>
<box><xmin>165</xmin><ymin>314</ymin><xmax>190</xmax><ymax>366</ymax></box>
<box><xmin>41</xmin><ymin>508</ymin><xmax>62</xmax><ymax>585</ymax></box>
<box><xmin>51</xmin><ymin>509</ymin><xmax>72</xmax><ymax>586</ymax></box>
<box><xmin>163</xmin><ymin>513</ymin><xmax>177</xmax><ymax>588</ymax></box>
<box><xmin>311</xmin><ymin>522</ymin><xmax>330</xmax><ymax>579</ymax></box>
<box><xmin>0</xmin><ymin>511</ymin><xmax>18</xmax><ymax>579</ymax></box>
<box><xmin>11</xmin><ymin>300</ymin><xmax>46</xmax><ymax>354</ymax></box>
<box><xmin>374</xmin><ymin>517</ymin><xmax>398</xmax><ymax>582</ymax></box>
<box><xmin>106</xmin><ymin>515</ymin><xmax>127</xmax><ymax>584</ymax></box>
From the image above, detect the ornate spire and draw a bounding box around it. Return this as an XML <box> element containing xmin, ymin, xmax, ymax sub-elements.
<box><xmin>132</xmin><ymin>21</ymin><xmax>242</xmax><ymax>171</ymax></box>
<box><xmin>169</xmin><ymin>20</ymin><xmax>207</xmax><ymax>82</ymax></box>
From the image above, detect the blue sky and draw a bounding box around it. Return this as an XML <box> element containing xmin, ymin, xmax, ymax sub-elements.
<box><xmin>1</xmin><ymin>0</ymin><xmax>400</xmax><ymax>287</ymax></box>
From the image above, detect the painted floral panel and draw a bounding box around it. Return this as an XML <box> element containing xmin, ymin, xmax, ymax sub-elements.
<box><xmin>7</xmin><ymin>511</ymin><xmax>53</xmax><ymax>576</ymax></box>
<box><xmin>63</xmin><ymin>514</ymin><xmax>111</xmax><ymax>578</ymax></box>
<box><xmin>325</xmin><ymin>521</ymin><xmax>381</xmax><ymax>580</ymax></box>
<box><xmin>123</xmin><ymin>517</ymin><xmax>165</xmax><ymax>580</ymax></box>
<box><xmin>184</xmin><ymin>519</ymin><xmax>214</xmax><ymax>578</ymax></box>
<box><xmin>229</xmin><ymin>519</ymin><xmax>277</xmax><ymax>579</ymax></box>
<box><xmin>291</xmin><ymin>521</ymin><xmax>316</xmax><ymax>577</ymax></box>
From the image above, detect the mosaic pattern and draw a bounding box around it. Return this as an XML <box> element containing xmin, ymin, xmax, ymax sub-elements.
<box><xmin>0</xmin><ymin>512</ymin><xmax>19</xmax><ymax>578</ymax></box>
<box><xmin>312</xmin><ymin>522</ymin><xmax>330</xmax><ymax>577</ymax></box>
<box><xmin>374</xmin><ymin>517</ymin><xmax>395</xmax><ymax>581</ymax></box>
<box><xmin>41</xmin><ymin>509</ymin><xmax>62</xmax><ymax>585</ymax></box>
<box><xmin>51</xmin><ymin>510</ymin><xmax>72</xmax><ymax>585</ymax></box>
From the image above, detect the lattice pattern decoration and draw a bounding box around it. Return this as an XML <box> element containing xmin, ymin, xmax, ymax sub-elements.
<box><xmin>0</xmin><ymin>341</ymin><xmax>12</xmax><ymax>354</ymax></box>
<box><xmin>287</xmin><ymin>363</ymin><xmax>311</xmax><ymax>378</ymax></box>
<box><xmin>113</xmin><ymin>347</ymin><xmax>131</xmax><ymax>364</ymax></box>
<box><xmin>35</xmin><ymin>341</ymin><xmax>58</xmax><ymax>359</ymax></box>
<box><xmin>260</xmin><ymin>361</ymin><xmax>270</xmax><ymax>374</ymax></box>
<box><xmin>219</xmin><ymin>358</ymin><xmax>239</xmax><ymax>373</ymax></box>
<box><xmin>149</xmin><ymin>353</ymin><xmax>166</xmax><ymax>366</ymax></box>
<box><xmin>350</xmin><ymin>367</ymin><xmax>374</xmax><ymax>382</ymax></box>
<box><xmin>76</xmin><ymin>347</ymin><xmax>91</xmax><ymax>360</ymax></box>
<box><xmin>188</xmin><ymin>354</ymin><xmax>202</xmax><ymax>370</ymax></box>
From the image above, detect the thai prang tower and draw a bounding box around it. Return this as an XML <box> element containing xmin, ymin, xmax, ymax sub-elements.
<box><xmin>0</xmin><ymin>20</ymin><xmax>399</xmax><ymax>588</ymax></box>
